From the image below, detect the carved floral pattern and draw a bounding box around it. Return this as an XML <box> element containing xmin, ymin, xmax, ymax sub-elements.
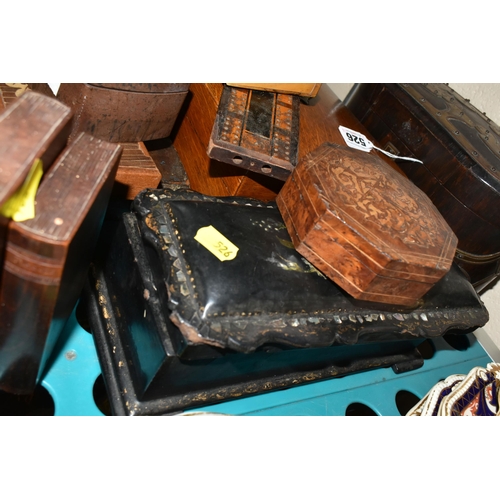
<box><xmin>320</xmin><ymin>151</ymin><xmax>442</xmax><ymax>249</ymax></box>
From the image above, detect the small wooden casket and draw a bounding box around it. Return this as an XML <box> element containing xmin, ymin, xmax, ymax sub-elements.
<box><xmin>276</xmin><ymin>142</ymin><xmax>458</xmax><ymax>306</ymax></box>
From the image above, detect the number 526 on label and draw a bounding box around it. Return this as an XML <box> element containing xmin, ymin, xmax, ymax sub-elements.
<box><xmin>194</xmin><ymin>225</ymin><xmax>239</xmax><ymax>261</ymax></box>
<box><xmin>338</xmin><ymin>125</ymin><xmax>373</xmax><ymax>152</ymax></box>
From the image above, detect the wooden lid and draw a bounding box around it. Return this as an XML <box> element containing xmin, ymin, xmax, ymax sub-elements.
<box><xmin>0</xmin><ymin>91</ymin><xmax>72</xmax><ymax>204</ymax></box>
<box><xmin>18</xmin><ymin>133</ymin><xmax>122</xmax><ymax>243</ymax></box>
<box><xmin>299</xmin><ymin>143</ymin><xmax>458</xmax><ymax>280</ymax></box>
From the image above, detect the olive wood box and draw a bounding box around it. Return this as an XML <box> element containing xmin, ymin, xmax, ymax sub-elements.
<box><xmin>276</xmin><ymin>143</ymin><xmax>458</xmax><ymax>306</ymax></box>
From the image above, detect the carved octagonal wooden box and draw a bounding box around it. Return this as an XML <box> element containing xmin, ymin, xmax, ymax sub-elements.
<box><xmin>276</xmin><ymin>142</ymin><xmax>458</xmax><ymax>306</ymax></box>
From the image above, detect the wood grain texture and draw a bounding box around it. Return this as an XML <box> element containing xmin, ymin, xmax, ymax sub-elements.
<box><xmin>0</xmin><ymin>91</ymin><xmax>72</xmax><ymax>202</ymax></box>
<box><xmin>112</xmin><ymin>142</ymin><xmax>161</xmax><ymax>199</ymax></box>
<box><xmin>298</xmin><ymin>84</ymin><xmax>406</xmax><ymax>176</ymax></box>
<box><xmin>207</xmin><ymin>86</ymin><xmax>300</xmax><ymax>180</ymax></box>
<box><xmin>57</xmin><ymin>83</ymin><xmax>189</xmax><ymax>143</ymax></box>
<box><xmin>276</xmin><ymin>143</ymin><xmax>457</xmax><ymax>306</ymax></box>
<box><xmin>345</xmin><ymin>83</ymin><xmax>500</xmax><ymax>291</ymax></box>
<box><xmin>0</xmin><ymin>132</ymin><xmax>122</xmax><ymax>394</ymax></box>
<box><xmin>0</xmin><ymin>83</ymin><xmax>23</xmax><ymax>110</ymax></box>
<box><xmin>144</xmin><ymin>137</ymin><xmax>190</xmax><ymax>189</ymax></box>
<box><xmin>0</xmin><ymin>91</ymin><xmax>72</xmax><ymax>278</ymax></box>
<box><xmin>172</xmin><ymin>83</ymin><xmax>285</xmax><ymax>201</ymax></box>
<box><xmin>90</xmin><ymin>83</ymin><xmax>190</xmax><ymax>93</ymax></box>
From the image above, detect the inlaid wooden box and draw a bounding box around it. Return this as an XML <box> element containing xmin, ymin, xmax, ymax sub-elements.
<box><xmin>276</xmin><ymin>142</ymin><xmax>458</xmax><ymax>306</ymax></box>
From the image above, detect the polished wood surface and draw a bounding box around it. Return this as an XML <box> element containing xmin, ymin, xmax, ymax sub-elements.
<box><xmin>298</xmin><ymin>84</ymin><xmax>406</xmax><ymax>176</ymax></box>
<box><xmin>227</xmin><ymin>83</ymin><xmax>321</xmax><ymax>98</ymax></box>
<box><xmin>173</xmin><ymin>83</ymin><xmax>404</xmax><ymax>201</ymax></box>
<box><xmin>0</xmin><ymin>91</ymin><xmax>72</xmax><ymax>202</ymax></box>
<box><xmin>172</xmin><ymin>83</ymin><xmax>284</xmax><ymax>201</ymax></box>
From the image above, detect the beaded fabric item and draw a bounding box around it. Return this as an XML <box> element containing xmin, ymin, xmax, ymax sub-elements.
<box><xmin>407</xmin><ymin>363</ymin><xmax>500</xmax><ymax>416</ymax></box>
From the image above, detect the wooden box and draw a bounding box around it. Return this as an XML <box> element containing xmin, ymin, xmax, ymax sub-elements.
<box><xmin>227</xmin><ymin>83</ymin><xmax>322</xmax><ymax>98</ymax></box>
<box><xmin>0</xmin><ymin>132</ymin><xmax>122</xmax><ymax>394</ymax></box>
<box><xmin>345</xmin><ymin>83</ymin><xmax>500</xmax><ymax>291</ymax></box>
<box><xmin>207</xmin><ymin>85</ymin><xmax>300</xmax><ymax>181</ymax></box>
<box><xmin>112</xmin><ymin>141</ymin><xmax>161</xmax><ymax>199</ymax></box>
<box><xmin>57</xmin><ymin>83</ymin><xmax>190</xmax><ymax>143</ymax></box>
<box><xmin>0</xmin><ymin>90</ymin><xmax>72</xmax><ymax>190</ymax></box>
<box><xmin>0</xmin><ymin>91</ymin><xmax>72</xmax><ymax>279</ymax></box>
<box><xmin>276</xmin><ymin>142</ymin><xmax>458</xmax><ymax>306</ymax></box>
<box><xmin>172</xmin><ymin>83</ymin><xmax>285</xmax><ymax>201</ymax></box>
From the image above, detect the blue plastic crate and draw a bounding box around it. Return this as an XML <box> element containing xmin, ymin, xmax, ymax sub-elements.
<box><xmin>40</xmin><ymin>307</ymin><xmax>492</xmax><ymax>416</ymax></box>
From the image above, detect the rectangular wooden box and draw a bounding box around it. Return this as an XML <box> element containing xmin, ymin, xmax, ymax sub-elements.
<box><xmin>207</xmin><ymin>85</ymin><xmax>300</xmax><ymax>181</ymax></box>
<box><xmin>0</xmin><ymin>132</ymin><xmax>122</xmax><ymax>395</ymax></box>
<box><xmin>0</xmin><ymin>91</ymin><xmax>72</xmax><ymax>201</ymax></box>
<box><xmin>345</xmin><ymin>83</ymin><xmax>500</xmax><ymax>291</ymax></box>
<box><xmin>0</xmin><ymin>91</ymin><xmax>72</xmax><ymax>282</ymax></box>
<box><xmin>276</xmin><ymin>142</ymin><xmax>458</xmax><ymax>306</ymax></box>
<box><xmin>172</xmin><ymin>83</ymin><xmax>285</xmax><ymax>201</ymax></box>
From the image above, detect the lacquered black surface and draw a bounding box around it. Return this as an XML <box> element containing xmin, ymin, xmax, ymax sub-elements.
<box><xmin>131</xmin><ymin>189</ymin><xmax>488</xmax><ymax>353</ymax></box>
<box><xmin>167</xmin><ymin>199</ymin><xmax>341</xmax><ymax>317</ymax></box>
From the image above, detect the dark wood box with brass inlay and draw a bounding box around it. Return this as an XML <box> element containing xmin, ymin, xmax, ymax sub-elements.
<box><xmin>276</xmin><ymin>143</ymin><xmax>458</xmax><ymax>306</ymax></box>
<box><xmin>345</xmin><ymin>83</ymin><xmax>500</xmax><ymax>291</ymax></box>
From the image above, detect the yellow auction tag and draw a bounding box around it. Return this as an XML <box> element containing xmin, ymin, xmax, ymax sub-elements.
<box><xmin>6</xmin><ymin>83</ymin><xmax>29</xmax><ymax>97</ymax></box>
<box><xmin>194</xmin><ymin>225</ymin><xmax>239</xmax><ymax>262</ymax></box>
<box><xmin>0</xmin><ymin>158</ymin><xmax>43</xmax><ymax>222</ymax></box>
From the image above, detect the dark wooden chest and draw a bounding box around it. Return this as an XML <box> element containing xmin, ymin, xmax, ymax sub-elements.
<box><xmin>345</xmin><ymin>83</ymin><xmax>500</xmax><ymax>291</ymax></box>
